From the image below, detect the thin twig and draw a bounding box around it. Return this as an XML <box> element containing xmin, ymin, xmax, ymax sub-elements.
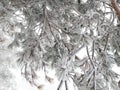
<box><xmin>104</xmin><ymin>34</ymin><xmax>109</xmax><ymax>51</ymax></box>
<box><xmin>57</xmin><ymin>80</ymin><xmax>63</xmax><ymax>90</ymax></box>
<box><xmin>86</xmin><ymin>45</ymin><xmax>97</xmax><ymax>90</ymax></box>
<box><xmin>65</xmin><ymin>80</ymin><xmax>68</xmax><ymax>90</ymax></box>
<box><xmin>86</xmin><ymin>46</ymin><xmax>95</xmax><ymax>68</ymax></box>
<box><xmin>92</xmin><ymin>41</ymin><xmax>95</xmax><ymax>60</ymax></box>
<box><xmin>93</xmin><ymin>68</ymin><xmax>96</xmax><ymax>90</ymax></box>
<box><xmin>69</xmin><ymin>44</ymin><xmax>84</xmax><ymax>57</ymax></box>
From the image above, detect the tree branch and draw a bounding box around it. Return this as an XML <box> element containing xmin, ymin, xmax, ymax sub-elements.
<box><xmin>110</xmin><ymin>0</ymin><xmax>120</xmax><ymax>21</ymax></box>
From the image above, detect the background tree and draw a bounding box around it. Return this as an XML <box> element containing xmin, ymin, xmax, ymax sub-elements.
<box><xmin>0</xmin><ymin>0</ymin><xmax>120</xmax><ymax>90</ymax></box>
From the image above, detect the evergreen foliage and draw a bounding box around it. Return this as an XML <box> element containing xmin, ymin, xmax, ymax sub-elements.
<box><xmin>0</xmin><ymin>0</ymin><xmax>120</xmax><ymax>90</ymax></box>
